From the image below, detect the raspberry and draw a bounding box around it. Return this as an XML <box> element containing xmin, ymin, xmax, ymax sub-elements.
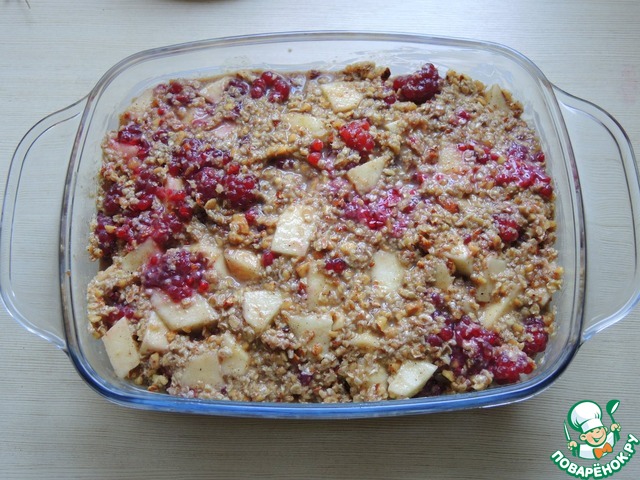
<box><xmin>494</xmin><ymin>143</ymin><xmax>553</xmax><ymax>198</ymax></box>
<box><xmin>143</xmin><ymin>250</ymin><xmax>210</xmax><ymax>302</ymax></box>
<box><xmin>261</xmin><ymin>250</ymin><xmax>275</xmax><ymax>267</ymax></box>
<box><xmin>192</xmin><ymin>167</ymin><xmax>223</xmax><ymax>203</ymax></box>
<box><xmin>491</xmin><ymin>348</ymin><xmax>534</xmax><ymax>384</ymax></box>
<box><xmin>339</xmin><ymin>119</ymin><xmax>375</xmax><ymax>154</ymax></box>
<box><xmin>250</xmin><ymin>72</ymin><xmax>291</xmax><ymax>103</ymax></box>
<box><xmin>95</xmin><ymin>213</ymin><xmax>117</xmax><ymax>256</ymax></box>
<box><xmin>169</xmin><ymin>138</ymin><xmax>231</xmax><ymax>177</ymax></box>
<box><xmin>493</xmin><ymin>214</ymin><xmax>520</xmax><ymax>243</ymax></box>
<box><xmin>325</xmin><ymin>258</ymin><xmax>347</xmax><ymax>274</ymax></box>
<box><xmin>223</xmin><ymin>173</ymin><xmax>258</xmax><ymax>210</ymax></box>
<box><xmin>226</xmin><ymin>78</ymin><xmax>250</xmax><ymax>97</ymax></box>
<box><xmin>522</xmin><ymin>316</ymin><xmax>549</xmax><ymax>356</ymax></box>
<box><xmin>102</xmin><ymin>184</ymin><xmax>122</xmax><ymax>215</ymax></box>
<box><xmin>116</xmin><ymin>123</ymin><xmax>150</xmax><ymax>159</ymax></box>
<box><xmin>393</xmin><ymin>64</ymin><xmax>441</xmax><ymax>104</ymax></box>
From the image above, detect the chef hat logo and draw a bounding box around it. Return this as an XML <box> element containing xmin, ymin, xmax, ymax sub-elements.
<box><xmin>568</xmin><ymin>400</ymin><xmax>605</xmax><ymax>434</ymax></box>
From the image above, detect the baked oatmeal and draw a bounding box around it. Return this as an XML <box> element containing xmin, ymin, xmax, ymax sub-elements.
<box><xmin>87</xmin><ymin>62</ymin><xmax>562</xmax><ymax>402</ymax></box>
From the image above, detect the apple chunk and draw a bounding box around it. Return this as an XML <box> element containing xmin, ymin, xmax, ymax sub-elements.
<box><xmin>224</xmin><ymin>249</ymin><xmax>262</xmax><ymax>281</ymax></box>
<box><xmin>282</xmin><ymin>113</ymin><xmax>326</xmax><ymax>137</ymax></box>
<box><xmin>219</xmin><ymin>332</ymin><xmax>249</xmax><ymax>377</ymax></box>
<box><xmin>438</xmin><ymin>145</ymin><xmax>463</xmax><ymax>172</ymax></box>
<box><xmin>140</xmin><ymin>311</ymin><xmax>170</xmax><ymax>354</ymax></box>
<box><xmin>445</xmin><ymin>244</ymin><xmax>473</xmax><ymax>277</ymax></box>
<box><xmin>388</xmin><ymin>360</ymin><xmax>437</xmax><ymax>399</ymax></box>
<box><xmin>347</xmin><ymin>155</ymin><xmax>387</xmax><ymax>194</ymax></box>
<box><xmin>174</xmin><ymin>351</ymin><xmax>223</xmax><ymax>389</ymax></box>
<box><xmin>121</xmin><ymin>238</ymin><xmax>160</xmax><ymax>272</ymax></box>
<box><xmin>102</xmin><ymin>318</ymin><xmax>140</xmax><ymax>378</ymax></box>
<box><xmin>485</xmin><ymin>84</ymin><xmax>509</xmax><ymax>110</ymax></box>
<box><xmin>190</xmin><ymin>239</ymin><xmax>230</xmax><ymax>278</ymax></box>
<box><xmin>271</xmin><ymin>204</ymin><xmax>317</xmax><ymax>257</ymax></box>
<box><xmin>242</xmin><ymin>290</ymin><xmax>283</xmax><ymax>333</ymax></box>
<box><xmin>371</xmin><ymin>250</ymin><xmax>405</xmax><ymax>294</ymax></box>
<box><xmin>150</xmin><ymin>290</ymin><xmax>216</xmax><ymax>331</ymax></box>
<box><xmin>480</xmin><ymin>287</ymin><xmax>522</xmax><ymax>329</ymax></box>
<box><xmin>320</xmin><ymin>82</ymin><xmax>363</xmax><ymax>113</ymax></box>
<box><xmin>287</xmin><ymin>313</ymin><xmax>333</xmax><ymax>353</ymax></box>
<box><xmin>199</xmin><ymin>77</ymin><xmax>229</xmax><ymax>103</ymax></box>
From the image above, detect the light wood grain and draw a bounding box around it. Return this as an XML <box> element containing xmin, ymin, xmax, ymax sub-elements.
<box><xmin>1</xmin><ymin>1</ymin><xmax>639</xmax><ymax>479</ymax></box>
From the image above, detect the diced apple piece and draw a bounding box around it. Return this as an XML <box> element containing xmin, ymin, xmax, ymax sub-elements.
<box><xmin>475</xmin><ymin>278</ymin><xmax>494</xmax><ymax>303</ymax></box>
<box><xmin>109</xmin><ymin>139</ymin><xmax>139</xmax><ymax>160</ymax></box>
<box><xmin>165</xmin><ymin>175</ymin><xmax>185</xmax><ymax>192</ymax></box>
<box><xmin>282</xmin><ymin>113</ymin><xmax>326</xmax><ymax>137</ymax></box>
<box><xmin>102</xmin><ymin>318</ymin><xmax>140</xmax><ymax>378</ymax></box>
<box><xmin>174</xmin><ymin>351</ymin><xmax>223</xmax><ymax>389</ymax></box>
<box><xmin>287</xmin><ymin>313</ymin><xmax>333</xmax><ymax>353</ymax></box>
<box><xmin>475</xmin><ymin>257</ymin><xmax>507</xmax><ymax>303</ymax></box>
<box><xmin>371</xmin><ymin>251</ymin><xmax>405</xmax><ymax>294</ymax></box>
<box><xmin>320</xmin><ymin>82</ymin><xmax>363</xmax><ymax>113</ymax></box>
<box><xmin>306</xmin><ymin>268</ymin><xmax>329</xmax><ymax>309</ymax></box>
<box><xmin>199</xmin><ymin>77</ymin><xmax>228</xmax><ymax>103</ymax></box>
<box><xmin>433</xmin><ymin>259</ymin><xmax>454</xmax><ymax>290</ymax></box>
<box><xmin>349</xmin><ymin>332</ymin><xmax>380</xmax><ymax>350</ymax></box>
<box><xmin>363</xmin><ymin>364</ymin><xmax>389</xmax><ymax>389</ymax></box>
<box><xmin>487</xmin><ymin>257</ymin><xmax>507</xmax><ymax>275</ymax></box>
<box><xmin>271</xmin><ymin>204</ymin><xmax>316</xmax><ymax>257</ymax></box>
<box><xmin>212</xmin><ymin>121</ymin><xmax>237</xmax><ymax>140</ymax></box>
<box><xmin>191</xmin><ymin>240</ymin><xmax>230</xmax><ymax>278</ymax></box>
<box><xmin>347</xmin><ymin>155</ymin><xmax>387</xmax><ymax>194</ymax></box>
<box><xmin>480</xmin><ymin>287</ymin><xmax>521</xmax><ymax>329</ymax></box>
<box><xmin>121</xmin><ymin>238</ymin><xmax>160</xmax><ymax>272</ymax></box>
<box><xmin>384</xmin><ymin>120</ymin><xmax>403</xmax><ymax>133</ymax></box>
<box><xmin>224</xmin><ymin>249</ymin><xmax>262</xmax><ymax>281</ymax></box>
<box><xmin>485</xmin><ymin>84</ymin><xmax>509</xmax><ymax>110</ymax></box>
<box><xmin>388</xmin><ymin>360</ymin><xmax>437</xmax><ymax>399</ymax></box>
<box><xmin>242</xmin><ymin>290</ymin><xmax>283</xmax><ymax>333</ymax></box>
<box><xmin>438</xmin><ymin>145</ymin><xmax>463</xmax><ymax>172</ymax></box>
<box><xmin>128</xmin><ymin>89</ymin><xmax>154</xmax><ymax>117</ymax></box>
<box><xmin>445</xmin><ymin>244</ymin><xmax>473</xmax><ymax>276</ymax></box>
<box><xmin>140</xmin><ymin>311</ymin><xmax>170</xmax><ymax>354</ymax></box>
<box><xmin>219</xmin><ymin>332</ymin><xmax>249</xmax><ymax>377</ymax></box>
<box><xmin>150</xmin><ymin>290</ymin><xmax>216</xmax><ymax>331</ymax></box>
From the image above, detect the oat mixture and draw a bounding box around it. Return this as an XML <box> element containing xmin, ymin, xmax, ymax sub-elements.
<box><xmin>87</xmin><ymin>62</ymin><xmax>562</xmax><ymax>402</ymax></box>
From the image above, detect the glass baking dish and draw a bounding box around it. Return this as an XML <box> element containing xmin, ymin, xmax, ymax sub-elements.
<box><xmin>2</xmin><ymin>31</ymin><xmax>639</xmax><ymax>419</ymax></box>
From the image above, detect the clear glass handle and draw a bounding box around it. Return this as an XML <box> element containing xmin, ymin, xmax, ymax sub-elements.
<box><xmin>0</xmin><ymin>98</ymin><xmax>87</xmax><ymax>351</ymax></box>
<box><xmin>554</xmin><ymin>88</ymin><xmax>640</xmax><ymax>344</ymax></box>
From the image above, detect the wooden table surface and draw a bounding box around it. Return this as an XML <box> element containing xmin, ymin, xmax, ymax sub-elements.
<box><xmin>1</xmin><ymin>1</ymin><xmax>639</xmax><ymax>479</ymax></box>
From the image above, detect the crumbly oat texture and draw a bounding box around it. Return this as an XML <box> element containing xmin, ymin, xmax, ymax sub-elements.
<box><xmin>87</xmin><ymin>62</ymin><xmax>562</xmax><ymax>402</ymax></box>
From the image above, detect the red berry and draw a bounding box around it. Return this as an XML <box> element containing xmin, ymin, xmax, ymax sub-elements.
<box><xmin>522</xmin><ymin>316</ymin><xmax>549</xmax><ymax>356</ymax></box>
<box><xmin>169</xmin><ymin>82</ymin><xmax>183</xmax><ymax>94</ymax></box>
<box><xmin>102</xmin><ymin>184</ymin><xmax>122</xmax><ymax>215</ymax></box>
<box><xmin>494</xmin><ymin>143</ymin><xmax>553</xmax><ymax>198</ymax></box>
<box><xmin>261</xmin><ymin>249</ymin><xmax>275</xmax><ymax>267</ymax></box>
<box><xmin>393</xmin><ymin>64</ymin><xmax>441</xmax><ymax>104</ymax></box>
<box><xmin>325</xmin><ymin>258</ymin><xmax>347</xmax><ymax>274</ymax></box>
<box><xmin>310</xmin><ymin>139</ymin><xmax>324</xmax><ymax>152</ymax></box>
<box><xmin>95</xmin><ymin>213</ymin><xmax>118</xmax><ymax>256</ymax></box>
<box><xmin>192</xmin><ymin>167</ymin><xmax>223</xmax><ymax>203</ymax></box>
<box><xmin>339</xmin><ymin>119</ymin><xmax>375</xmax><ymax>154</ymax></box>
<box><xmin>491</xmin><ymin>349</ymin><xmax>534</xmax><ymax>384</ymax></box>
<box><xmin>307</xmin><ymin>152</ymin><xmax>321</xmax><ymax>167</ymax></box>
<box><xmin>250</xmin><ymin>72</ymin><xmax>291</xmax><ymax>103</ymax></box>
<box><xmin>142</xmin><ymin>250</ymin><xmax>210</xmax><ymax>302</ymax></box>
<box><xmin>226</xmin><ymin>78</ymin><xmax>250</xmax><ymax>97</ymax></box>
<box><xmin>223</xmin><ymin>173</ymin><xmax>258</xmax><ymax>210</ymax></box>
<box><xmin>493</xmin><ymin>214</ymin><xmax>520</xmax><ymax>243</ymax></box>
